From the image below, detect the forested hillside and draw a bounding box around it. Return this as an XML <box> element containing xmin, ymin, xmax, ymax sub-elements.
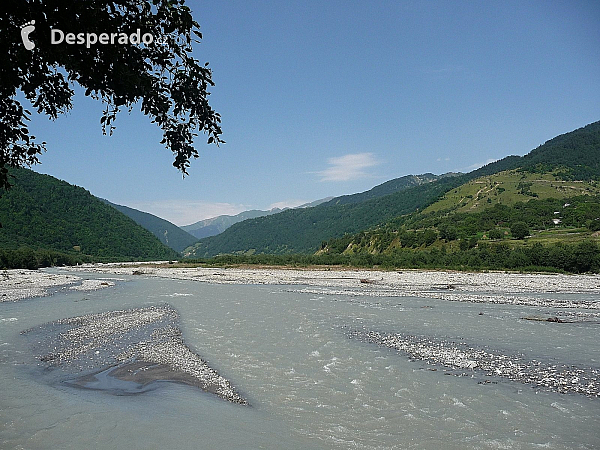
<box><xmin>103</xmin><ymin>200</ymin><xmax>197</xmax><ymax>252</ymax></box>
<box><xmin>322</xmin><ymin>194</ymin><xmax>600</xmax><ymax>252</ymax></box>
<box><xmin>184</xmin><ymin>155</ymin><xmax>521</xmax><ymax>257</ymax></box>
<box><xmin>185</xmin><ymin>176</ymin><xmax>466</xmax><ymax>256</ymax></box>
<box><xmin>519</xmin><ymin>121</ymin><xmax>600</xmax><ymax>180</ymax></box>
<box><xmin>183</xmin><ymin>208</ymin><xmax>285</xmax><ymax>239</ymax></box>
<box><xmin>0</xmin><ymin>168</ymin><xmax>179</xmax><ymax>263</ymax></box>
<box><xmin>321</xmin><ymin>173</ymin><xmax>451</xmax><ymax>206</ymax></box>
<box><xmin>186</xmin><ymin>121</ymin><xmax>599</xmax><ymax>257</ymax></box>
<box><xmin>185</xmin><ymin>157</ymin><xmax>518</xmax><ymax>257</ymax></box>
<box><xmin>182</xmin><ymin>197</ymin><xmax>334</xmax><ymax>239</ymax></box>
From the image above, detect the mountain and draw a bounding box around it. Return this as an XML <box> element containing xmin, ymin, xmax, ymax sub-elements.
<box><xmin>321</xmin><ymin>173</ymin><xmax>458</xmax><ymax>207</ymax></box>
<box><xmin>186</xmin><ymin>121</ymin><xmax>599</xmax><ymax>257</ymax></box>
<box><xmin>0</xmin><ymin>168</ymin><xmax>179</xmax><ymax>261</ymax></box>
<box><xmin>321</xmin><ymin>179</ymin><xmax>600</xmax><ymax>255</ymax></box>
<box><xmin>183</xmin><ymin>171</ymin><xmax>489</xmax><ymax>257</ymax></box>
<box><xmin>519</xmin><ymin>121</ymin><xmax>600</xmax><ymax>180</ymax></box>
<box><xmin>320</xmin><ymin>122</ymin><xmax>600</xmax><ymax>257</ymax></box>
<box><xmin>182</xmin><ymin>196</ymin><xmax>334</xmax><ymax>239</ymax></box>
<box><xmin>297</xmin><ymin>197</ymin><xmax>335</xmax><ymax>208</ymax></box>
<box><xmin>102</xmin><ymin>200</ymin><xmax>198</xmax><ymax>252</ymax></box>
<box><xmin>183</xmin><ymin>208</ymin><xmax>284</xmax><ymax>239</ymax></box>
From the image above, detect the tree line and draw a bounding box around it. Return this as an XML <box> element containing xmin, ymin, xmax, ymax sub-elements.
<box><xmin>184</xmin><ymin>239</ymin><xmax>600</xmax><ymax>274</ymax></box>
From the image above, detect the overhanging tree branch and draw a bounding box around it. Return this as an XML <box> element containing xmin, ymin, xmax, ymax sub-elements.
<box><xmin>0</xmin><ymin>0</ymin><xmax>223</xmax><ymax>190</ymax></box>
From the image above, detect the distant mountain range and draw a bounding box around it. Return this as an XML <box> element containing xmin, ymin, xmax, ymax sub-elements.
<box><xmin>182</xmin><ymin>197</ymin><xmax>333</xmax><ymax>239</ymax></box>
<box><xmin>185</xmin><ymin>121</ymin><xmax>600</xmax><ymax>257</ymax></box>
<box><xmin>2</xmin><ymin>121</ymin><xmax>598</xmax><ymax>267</ymax></box>
<box><xmin>102</xmin><ymin>200</ymin><xmax>198</xmax><ymax>252</ymax></box>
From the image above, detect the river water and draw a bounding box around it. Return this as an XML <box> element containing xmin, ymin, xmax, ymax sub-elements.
<box><xmin>1</xmin><ymin>270</ymin><xmax>599</xmax><ymax>449</ymax></box>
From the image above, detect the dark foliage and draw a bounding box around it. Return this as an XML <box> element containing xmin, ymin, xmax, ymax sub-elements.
<box><xmin>519</xmin><ymin>121</ymin><xmax>600</xmax><ymax>181</ymax></box>
<box><xmin>185</xmin><ymin>239</ymin><xmax>600</xmax><ymax>274</ymax></box>
<box><xmin>0</xmin><ymin>167</ymin><xmax>179</xmax><ymax>260</ymax></box>
<box><xmin>0</xmin><ymin>247</ymin><xmax>91</xmax><ymax>269</ymax></box>
<box><xmin>103</xmin><ymin>200</ymin><xmax>197</xmax><ymax>252</ymax></box>
<box><xmin>510</xmin><ymin>222</ymin><xmax>530</xmax><ymax>240</ymax></box>
<box><xmin>1</xmin><ymin>0</ymin><xmax>222</xmax><ymax>189</ymax></box>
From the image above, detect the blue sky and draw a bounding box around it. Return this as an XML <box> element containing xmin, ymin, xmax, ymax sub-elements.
<box><xmin>28</xmin><ymin>0</ymin><xmax>600</xmax><ymax>225</ymax></box>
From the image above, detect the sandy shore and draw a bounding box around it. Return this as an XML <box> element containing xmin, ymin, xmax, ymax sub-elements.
<box><xmin>0</xmin><ymin>270</ymin><xmax>79</xmax><ymax>302</ymax></box>
<box><xmin>68</xmin><ymin>263</ymin><xmax>600</xmax><ymax>292</ymax></box>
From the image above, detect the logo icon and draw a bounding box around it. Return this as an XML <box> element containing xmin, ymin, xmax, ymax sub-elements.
<box><xmin>21</xmin><ymin>20</ymin><xmax>35</xmax><ymax>50</ymax></box>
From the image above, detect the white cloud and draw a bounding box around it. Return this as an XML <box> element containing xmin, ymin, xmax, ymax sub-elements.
<box><xmin>316</xmin><ymin>152</ymin><xmax>380</xmax><ymax>182</ymax></box>
<box><xmin>436</xmin><ymin>157</ymin><xmax>451</xmax><ymax>162</ymax></box>
<box><xmin>124</xmin><ymin>200</ymin><xmax>248</xmax><ymax>226</ymax></box>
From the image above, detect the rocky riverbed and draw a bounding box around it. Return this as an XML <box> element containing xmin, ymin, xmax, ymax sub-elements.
<box><xmin>346</xmin><ymin>327</ymin><xmax>600</xmax><ymax>398</ymax></box>
<box><xmin>21</xmin><ymin>305</ymin><xmax>247</xmax><ymax>404</ymax></box>
<box><xmin>67</xmin><ymin>264</ymin><xmax>600</xmax><ymax>309</ymax></box>
<box><xmin>0</xmin><ymin>269</ymin><xmax>115</xmax><ymax>302</ymax></box>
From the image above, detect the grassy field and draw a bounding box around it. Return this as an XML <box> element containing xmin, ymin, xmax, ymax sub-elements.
<box><xmin>424</xmin><ymin>170</ymin><xmax>600</xmax><ymax>214</ymax></box>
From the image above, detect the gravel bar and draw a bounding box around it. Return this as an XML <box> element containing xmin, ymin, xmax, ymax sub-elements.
<box><xmin>68</xmin><ymin>265</ymin><xmax>600</xmax><ymax>309</ymax></box>
<box><xmin>21</xmin><ymin>305</ymin><xmax>247</xmax><ymax>404</ymax></box>
<box><xmin>347</xmin><ymin>327</ymin><xmax>600</xmax><ymax>398</ymax></box>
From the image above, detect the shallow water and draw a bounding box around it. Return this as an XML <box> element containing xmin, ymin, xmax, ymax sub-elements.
<box><xmin>1</xmin><ymin>270</ymin><xmax>599</xmax><ymax>449</ymax></box>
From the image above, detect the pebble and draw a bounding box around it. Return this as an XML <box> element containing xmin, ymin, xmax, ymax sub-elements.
<box><xmin>21</xmin><ymin>305</ymin><xmax>247</xmax><ymax>404</ymax></box>
<box><xmin>346</xmin><ymin>327</ymin><xmax>600</xmax><ymax>398</ymax></box>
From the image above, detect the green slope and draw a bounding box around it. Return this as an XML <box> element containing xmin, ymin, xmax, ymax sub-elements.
<box><xmin>182</xmin><ymin>208</ymin><xmax>285</xmax><ymax>239</ymax></box>
<box><xmin>185</xmin><ymin>157</ymin><xmax>521</xmax><ymax>257</ymax></box>
<box><xmin>322</xmin><ymin>194</ymin><xmax>600</xmax><ymax>254</ymax></box>
<box><xmin>103</xmin><ymin>200</ymin><xmax>198</xmax><ymax>252</ymax></box>
<box><xmin>182</xmin><ymin>197</ymin><xmax>334</xmax><ymax>239</ymax></box>
<box><xmin>320</xmin><ymin>121</ymin><xmax>600</xmax><ymax>259</ymax></box>
<box><xmin>0</xmin><ymin>168</ymin><xmax>179</xmax><ymax>260</ymax></box>
<box><xmin>186</xmin><ymin>120</ymin><xmax>599</xmax><ymax>257</ymax></box>
<box><xmin>519</xmin><ymin>120</ymin><xmax>600</xmax><ymax>180</ymax></box>
<box><xmin>424</xmin><ymin>170</ymin><xmax>600</xmax><ymax>214</ymax></box>
<box><xmin>321</xmin><ymin>173</ymin><xmax>452</xmax><ymax>206</ymax></box>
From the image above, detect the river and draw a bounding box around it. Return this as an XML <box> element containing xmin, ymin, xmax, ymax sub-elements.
<box><xmin>1</xmin><ymin>269</ymin><xmax>599</xmax><ymax>449</ymax></box>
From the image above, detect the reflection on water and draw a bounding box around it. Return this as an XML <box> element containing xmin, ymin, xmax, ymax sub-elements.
<box><xmin>1</xmin><ymin>271</ymin><xmax>599</xmax><ymax>449</ymax></box>
<box><xmin>20</xmin><ymin>304</ymin><xmax>247</xmax><ymax>403</ymax></box>
<box><xmin>63</xmin><ymin>363</ymin><xmax>162</xmax><ymax>395</ymax></box>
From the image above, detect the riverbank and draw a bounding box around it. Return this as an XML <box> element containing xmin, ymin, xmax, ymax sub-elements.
<box><xmin>3</xmin><ymin>265</ymin><xmax>600</xmax><ymax>309</ymax></box>
<box><xmin>0</xmin><ymin>269</ymin><xmax>116</xmax><ymax>302</ymax></box>
<box><xmin>62</xmin><ymin>263</ymin><xmax>600</xmax><ymax>309</ymax></box>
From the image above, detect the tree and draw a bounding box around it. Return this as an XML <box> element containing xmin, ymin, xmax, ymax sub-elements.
<box><xmin>0</xmin><ymin>0</ymin><xmax>223</xmax><ymax>190</ymax></box>
<box><xmin>510</xmin><ymin>221</ymin><xmax>530</xmax><ymax>240</ymax></box>
<box><xmin>488</xmin><ymin>228</ymin><xmax>504</xmax><ymax>240</ymax></box>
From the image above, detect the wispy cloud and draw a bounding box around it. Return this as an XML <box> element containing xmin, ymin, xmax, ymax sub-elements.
<box><xmin>125</xmin><ymin>200</ymin><xmax>248</xmax><ymax>226</ymax></box>
<box><xmin>436</xmin><ymin>157</ymin><xmax>451</xmax><ymax>162</ymax></box>
<box><xmin>316</xmin><ymin>152</ymin><xmax>380</xmax><ymax>182</ymax></box>
<box><xmin>462</xmin><ymin>158</ymin><xmax>498</xmax><ymax>172</ymax></box>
